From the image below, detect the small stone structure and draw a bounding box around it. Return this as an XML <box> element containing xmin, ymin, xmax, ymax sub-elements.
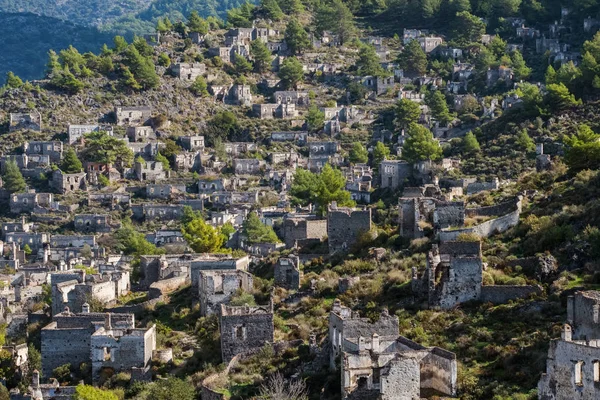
<box><xmin>51</xmin><ymin>170</ymin><xmax>87</xmax><ymax>194</ymax></box>
<box><xmin>412</xmin><ymin>241</ymin><xmax>541</xmax><ymax>309</ymax></box>
<box><xmin>327</xmin><ymin>203</ymin><xmax>372</xmax><ymax>254</ymax></box>
<box><xmin>198</xmin><ymin>269</ymin><xmax>254</xmax><ymax>316</ymax></box>
<box><xmin>273</xmin><ymin>256</ymin><xmax>301</xmax><ymax>289</ymax></box>
<box><xmin>41</xmin><ymin>309</ymin><xmax>155</xmax><ymax>382</ymax></box>
<box><xmin>23</xmin><ymin>141</ymin><xmax>63</xmax><ymax>163</ymax></box>
<box><xmin>538</xmin><ymin>291</ymin><xmax>600</xmax><ymax>399</ymax></box>
<box><xmin>380</xmin><ymin>160</ymin><xmax>412</xmax><ymax>190</ymax></box>
<box><xmin>114</xmin><ymin>106</ymin><xmax>152</xmax><ymax>126</ymax></box>
<box><xmin>220</xmin><ymin>303</ymin><xmax>274</xmax><ymax>363</ymax></box>
<box><xmin>281</xmin><ymin>214</ymin><xmax>327</xmax><ymax>249</ymax></box>
<box><xmin>74</xmin><ymin>214</ymin><xmax>115</xmax><ymax>233</ymax></box>
<box><xmin>171</xmin><ymin>63</ymin><xmax>206</xmax><ymax>80</ymax></box>
<box><xmin>9</xmin><ymin>112</ymin><xmax>42</xmax><ymax>132</ymax></box>
<box><xmin>126</xmin><ymin>126</ymin><xmax>156</xmax><ymax>142</ymax></box>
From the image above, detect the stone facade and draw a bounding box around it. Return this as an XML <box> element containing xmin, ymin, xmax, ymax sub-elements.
<box><xmin>273</xmin><ymin>91</ymin><xmax>310</xmax><ymax>106</ymax></box>
<box><xmin>145</xmin><ymin>184</ymin><xmax>187</xmax><ymax>199</ymax></box>
<box><xmin>68</xmin><ymin>124</ymin><xmax>112</xmax><ymax>144</ymax></box>
<box><xmin>134</xmin><ymin>160</ymin><xmax>167</xmax><ymax>181</ymax></box>
<box><xmin>41</xmin><ymin>310</ymin><xmax>154</xmax><ymax>382</ymax></box>
<box><xmin>127</xmin><ymin>126</ymin><xmax>156</xmax><ymax>142</ymax></box>
<box><xmin>10</xmin><ymin>193</ymin><xmax>54</xmax><ymax>214</ymax></box>
<box><xmin>179</xmin><ymin>136</ymin><xmax>205</xmax><ymax>151</ymax></box>
<box><xmin>233</xmin><ymin>159</ymin><xmax>264</xmax><ymax>175</ymax></box>
<box><xmin>538</xmin><ymin>291</ymin><xmax>600</xmax><ymax>400</ymax></box>
<box><xmin>9</xmin><ymin>112</ymin><xmax>42</xmax><ymax>132</ymax></box>
<box><xmin>252</xmin><ymin>103</ymin><xmax>298</xmax><ymax>119</ymax></box>
<box><xmin>273</xmin><ymin>256</ymin><xmax>301</xmax><ymax>289</ymax></box>
<box><xmin>341</xmin><ymin>335</ymin><xmax>457</xmax><ymax>400</ymax></box>
<box><xmin>131</xmin><ymin>204</ymin><xmax>185</xmax><ymax>221</ymax></box>
<box><xmin>23</xmin><ymin>141</ymin><xmax>63</xmax><ymax>163</ymax></box>
<box><xmin>220</xmin><ymin>303</ymin><xmax>274</xmax><ymax>363</ymax></box>
<box><xmin>198</xmin><ymin>270</ymin><xmax>253</xmax><ymax>315</ymax></box>
<box><xmin>282</xmin><ymin>215</ymin><xmax>327</xmax><ymax>248</ymax></box>
<box><xmin>51</xmin><ymin>170</ymin><xmax>87</xmax><ymax>194</ymax></box>
<box><xmin>327</xmin><ymin>204</ymin><xmax>372</xmax><ymax>254</ymax></box>
<box><xmin>114</xmin><ymin>106</ymin><xmax>152</xmax><ymax>126</ymax></box>
<box><xmin>74</xmin><ymin>214</ymin><xmax>114</xmax><ymax>232</ymax></box>
<box><xmin>171</xmin><ymin>63</ymin><xmax>206</xmax><ymax>80</ymax></box>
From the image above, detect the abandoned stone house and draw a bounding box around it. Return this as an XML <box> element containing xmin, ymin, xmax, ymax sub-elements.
<box><xmin>114</xmin><ymin>106</ymin><xmax>152</xmax><ymax>126</ymax></box>
<box><xmin>87</xmin><ymin>192</ymin><xmax>131</xmax><ymax>210</ymax></box>
<box><xmin>538</xmin><ymin>291</ymin><xmax>600</xmax><ymax>399</ymax></box>
<box><xmin>198</xmin><ymin>269</ymin><xmax>254</xmax><ymax>316</ymax></box>
<box><xmin>220</xmin><ymin>303</ymin><xmax>274</xmax><ymax>363</ymax></box>
<box><xmin>73</xmin><ymin>214</ymin><xmax>115</xmax><ymax>233</ymax></box>
<box><xmin>361</xmin><ymin>76</ymin><xmax>395</xmax><ymax>95</ymax></box>
<box><xmin>267</xmin><ymin>40</ymin><xmax>288</xmax><ymax>53</ymax></box>
<box><xmin>51</xmin><ymin>170</ymin><xmax>87</xmax><ymax>194</ymax></box>
<box><xmin>174</xmin><ymin>151</ymin><xmax>202</xmax><ymax>172</ymax></box>
<box><xmin>179</xmin><ymin>135</ymin><xmax>205</xmax><ymax>151</ymax></box>
<box><xmin>327</xmin><ymin>204</ymin><xmax>372</xmax><ymax>254</ymax></box>
<box><xmin>486</xmin><ymin>66</ymin><xmax>513</xmax><ymax>87</ymax></box>
<box><xmin>145</xmin><ymin>230</ymin><xmax>184</xmax><ymax>247</ymax></box>
<box><xmin>281</xmin><ymin>214</ymin><xmax>328</xmax><ymax>249</ymax></box>
<box><xmin>270</xmin><ymin>131</ymin><xmax>308</xmax><ymax>144</ymax></box>
<box><xmin>126</xmin><ymin>126</ymin><xmax>156</xmax><ymax>142</ymax></box>
<box><xmin>329</xmin><ymin>300</ymin><xmax>400</xmax><ymax>368</ymax></box>
<box><xmin>1</xmin><ymin>154</ymin><xmax>51</xmax><ymax>178</ymax></box>
<box><xmin>252</xmin><ymin>103</ymin><xmax>298</xmax><ymax>119</ymax></box>
<box><xmin>412</xmin><ymin>241</ymin><xmax>541</xmax><ymax>309</ymax></box>
<box><xmin>224</xmin><ymin>142</ymin><xmax>258</xmax><ymax>156</ymax></box>
<box><xmin>139</xmin><ymin>254</ymin><xmax>193</xmax><ymax>288</ymax></box>
<box><xmin>23</xmin><ymin>141</ymin><xmax>63</xmax><ymax>164</ymax></box>
<box><xmin>5</xmin><ymin>232</ymin><xmax>49</xmax><ymax>253</ymax></box>
<box><xmin>85</xmin><ymin>162</ymin><xmax>122</xmax><ymax>185</ymax></box>
<box><xmin>145</xmin><ymin>184</ymin><xmax>187</xmax><ymax>199</ymax></box>
<box><xmin>50</xmin><ymin>235</ymin><xmax>96</xmax><ymax>249</ymax></box>
<box><xmin>134</xmin><ymin>160</ymin><xmax>167</xmax><ymax>181</ymax></box>
<box><xmin>11</xmin><ymin>369</ymin><xmax>77</xmax><ymax>399</ymax></box>
<box><xmin>131</xmin><ymin>204</ymin><xmax>185</xmax><ymax>222</ymax></box>
<box><xmin>273</xmin><ymin>91</ymin><xmax>310</xmax><ymax>106</ymax></box>
<box><xmin>9</xmin><ymin>112</ymin><xmax>42</xmax><ymax>132</ymax></box>
<box><xmin>273</xmin><ymin>256</ymin><xmax>301</xmax><ymax>289</ymax></box>
<box><xmin>308</xmin><ymin>141</ymin><xmax>343</xmax><ymax>171</ymax></box>
<box><xmin>9</xmin><ymin>193</ymin><xmax>54</xmax><ymax>214</ymax></box>
<box><xmin>418</xmin><ymin>36</ymin><xmax>444</xmax><ymax>53</ymax></box>
<box><xmin>127</xmin><ymin>141</ymin><xmax>164</xmax><ymax>159</ymax></box>
<box><xmin>341</xmin><ymin>334</ymin><xmax>457</xmax><ymax>400</ymax></box>
<box><xmin>380</xmin><ymin>160</ymin><xmax>412</xmax><ymax>190</ymax></box>
<box><xmin>50</xmin><ymin>272</ymin><xmax>118</xmax><ymax>316</ymax></box>
<box><xmin>171</xmin><ymin>63</ymin><xmax>206</xmax><ymax>80</ymax></box>
<box><xmin>190</xmin><ymin>254</ymin><xmax>250</xmax><ymax>290</ymax></box>
<box><xmin>1</xmin><ymin>217</ymin><xmax>31</xmax><ymax>238</ymax></box>
<box><xmin>227</xmin><ymin>84</ymin><xmax>253</xmax><ymax>106</ymax></box>
<box><xmin>233</xmin><ymin>159</ymin><xmax>264</xmax><ymax>175</ymax></box>
<box><xmin>68</xmin><ymin>124</ymin><xmax>112</xmax><ymax>144</ymax></box>
<box><xmin>210</xmin><ymin>191</ymin><xmax>260</xmax><ymax>206</ymax></box>
<box><xmin>41</xmin><ymin>309</ymin><xmax>155</xmax><ymax>382</ymax></box>
<box><xmin>198</xmin><ymin>178</ymin><xmax>227</xmax><ymax>193</ymax></box>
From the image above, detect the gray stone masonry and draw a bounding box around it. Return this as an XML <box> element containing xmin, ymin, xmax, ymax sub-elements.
<box><xmin>199</xmin><ymin>270</ymin><xmax>253</xmax><ymax>316</ymax></box>
<box><xmin>327</xmin><ymin>204</ymin><xmax>372</xmax><ymax>254</ymax></box>
<box><xmin>341</xmin><ymin>334</ymin><xmax>457</xmax><ymax>400</ymax></box>
<box><xmin>220</xmin><ymin>303</ymin><xmax>274</xmax><ymax>363</ymax></box>
<box><xmin>114</xmin><ymin>106</ymin><xmax>152</xmax><ymax>126</ymax></box>
<box><xmin>9</xmin><ymin>112</ymin><xmax>42</xmax><ymax>132</ymax></box>
<box><xmin>273</xmin><ymin>256</ymin><xmax>301</xmax><ymax>289</ymax></box>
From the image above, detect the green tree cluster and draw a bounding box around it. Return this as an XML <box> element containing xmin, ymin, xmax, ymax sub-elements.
<box><xmin>227</xmin><ymin>2</ymin><xmax>255</xmax><ymax>28</ymax></box>
<box><xmin>285</xmin><ymin>18</ymin><xmax>311</xmax><ymax>55</ymax></box>
<box><xmin>349</xmin><ymin>143</ymin><xmax>369</xmax><ymax>164</ymax></box>
<box><xmin>395</xmin><ymin>99</ymin><xmax>421</xmax><ymax>130</ymax></box>
<box><xmin>564</xmin><ymin>124</ymin><xmax>600</xmax><ymax>172</ymax></box>
<box><xmin>242</xmin><ymin>212</ymin><xmax>280</xmax><ymax>244</ymax></box>
<box><xmin>305</xmin><ymin>104</ymin><xmax>325</xmax><ymax>132</ymax></box>
<box><xmin>181</xmin><ymin>213</ymin><xmax>224</xmax><ymax>253</ymax></box>
<box><xmin>250</xmin><ymin>40</ymin><xmax>272</xmax><ymax>72</ymax></box>
<box><xmin>2</xmin><ymin>160</ymin><xmax>26</xmax><ymax>193</ymax></box>
<box><xmin>114</xmin><ymin>224</ymin><xmax>164</xmax><ymax>256</ymax></box>
<box><xmin>397</xmin><ymin>40</ymin><xmax>427</xmax><ymax>76</ymax></box>
<box><xmin>356</xmin><ymin>44</ymin><xmax>385</xmax><ymax>77</ymax></box>
<box><xmin>402</xmin><ymin>123</ymin><xmax>443</xmax><ymax>163</ymax></box>
<box><xmin>60</xmin><ymin>148</ymin><xmax>83</xmax><ymax>173</ymax></box>
<box><xmin>81</xmin><ymin>131</ymin><xmax>134</xmax><ymax>166</ymax></box>
<box><xmin>278</xmin><ymin>57</ymin><xmax>304</xmax><ymax>89</ymax></box>
<box><xmin>314</xmin><ymin>0</ymin><xmax>356</xmax><ymax>44</ymax></box>
<box><xmin>290</xmin><ymin>164</ymin><xmax>355</xmax><ymax>215</ymax></box>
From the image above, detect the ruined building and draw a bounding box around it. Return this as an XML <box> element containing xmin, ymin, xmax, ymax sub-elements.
<box><xmin>273</xmin><ymin>256</ymin><xmax>302</xmax><ymax>289</ymax></box>
<box><xmin>539</xmin><ymin>291</ymin><xmax>600</xmax><ymax>400</ymax></box>
<box><xmin>41</xmin><ymin>308</ymin><xmax>155</xmax><ymax>382</ymax></box>
<box><xmin>412</xmin><ymin>241</ymin><xmax>541</xmax><ymax>309</ymax></box>
<box><xmin>329</xmin><ymin>300</ymin><xmax>457</xmax><ymax>399</ymax></box>
<box><xmin>198</xmin><ymin>269</ymin><xmax>254</xmax><ymax>316</ymax></box>
<box><xmin>220</xmin><ymin>303</ymin><xmax>274</xmax><ymax>363</ymax></box>
<box><xmin>327</xmin><ymin>204</ymin><xmax>372</xmax><ymax>254</ymax></box>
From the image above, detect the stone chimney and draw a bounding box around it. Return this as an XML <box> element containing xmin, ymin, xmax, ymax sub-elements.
<box><xmin>332</xmin><ymin>299</ymin><xmax>342</xmax><ymax>314</ymax></box>
<box><xmin>371</xmin><ymin>333</ymin><xmax>380</xmax><ymax>353</ymax></box>
<box><xmin>42</xmin><ymin>244</ymin><xmax>50</xmax><ymax>264</ymax></box>
<box><xmin>561</xmin><ymin>324</ymin><xmax>572</xmax><ymax>342</ymax></box>
<box><xmin>105</xmin><ymin>313</ymin><xmax>112</xmax><ymax>330</ymax></box>
<box><xmin>81</xmin><ymin>303</ymin><xmax>90</xmax><ymax>314</ymax></box>
<box><xmin>14</xmin><ymin>285</ymin><xmax>21</xmax><ymax>303</ymax></box>
<box><xmin>32</xmin><ymin>370</ymin><xmax>40</xmax><ymax>389</ymax></box>
<box><xmin>358</xmin><ymin>336</ymin><xmax>366</xmax><ymax>351</ymax></box>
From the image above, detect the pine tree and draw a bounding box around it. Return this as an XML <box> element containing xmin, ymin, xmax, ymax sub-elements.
<box><xmin>250</xmin><ymin>40</ymin><xmax>272</xmax><ymax>72</ymax></box>
<box><xmin>305</xmin><ymin>104</ymin><xmax>325</xmax><ymax>132</ymax></box>
<box><xmin>278</xmin><ymin>57</ymin><xmax>304</xmax><ymax>89</ymax></box>
<box><xmin>397</xmin><ymin>40</ymin><xmax>427</xmax><ymax>76</ymax></box>
<box><xmin>190</xmin><ymin>75</ymin><xmax>209</xmax><ymax>96</ymax></box>
<box><xmin>395</xmin><ymin>99</ymin><xmax>421</xmax><ymax>129</ymax></box>
<box><xmin>5</xmin><ymin>72</ymin><xmax>23</xmax><ymax>88</ymax></box>
<box><xmin>426</xmin><ymin>90</ymin><xmax>453</xmax><ymax>126</ymax></box>
<box><xmin>234</xmin><ymin>54</ymin><xmax>253</xmax><ymax>75</ymax></box>
<box><xmin>125</xmin><ymin>45</ymin><xmax>159</xmax><ymax>90</ymax></box>
<box><xmin>45</xmin><ymin>50</ymin><xmax>61</xmax><ymax>79</ymax></box>
<box><xmin>188</xmin><ymin>11</ymin><xmax>209</xmax><ymax>34</ymax></box>
<box><xmin>121</xmin><ymin>65</ymin><xmax>141</xmax><ymax>91</ymax></box>
<box><xmin>463</xmin><ymin>131</ymin><xmax>481</xmax><ymax>153</ymax></box>
<box><xmin>2</xmin><ymin>160</ymin><xmax>26</xmax><ymax>193</ymax></box>
<box><xmin>113</xmin><ymin>36</ymin><xmax>128</xmax><ymax>53</ymax></box>
<box><xmin>285</xmin><ymin>18</ymin><xmax>311</xmax><ymax>55</ymax></box>
<box><xmin>349</xmin><ymin>143</ymin><xmax>369</xmax><ymax>164</ymax></box>
<box><xmin>261</xmin><ymin>0</ymin><xmax>284</xmax><ymax>20</ymax></box>
<box><xmin>155</xmin><ymin>152</ymin><xmax>170</xmax><ymax>171</ymax></box>
<box><xmin>61</xmin><ymin>148</ymin><xmax>83</xmax><ymax>173</ymax></box>
<box><xmin>356</xmin><ymin>44</ymin><xmax>385</xmax><ymax>76</ymax></box>
<box><xmin>402</xmin><ymin>123</ymin><xmax>443</xmax><ymax>163</ymax></box>
<box><xmin>372</xmin><ymin>142</ymin><xmax>390</xmax><ymax>168</ymax></box>
<box><xmin>181</xmin><ymin>215</ymin><xmax>224</xmax><ymax>253</ymax></box>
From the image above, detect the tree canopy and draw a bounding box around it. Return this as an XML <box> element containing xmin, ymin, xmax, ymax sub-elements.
<box><xmin>290</xmin><ymin>164</ymin><xmax>354</xmax><ymax>215</ymax></box>
<box><xmin>242</xmin><ymin>212</ymin><xmax>280</xmax><ymax>244</ymax></box>
<box><xmin>402</xmin><ymin>123</ymin><xmax>443</xmax><ymax>163</ymax></box>
<box><xmin>2</xmin><ymin>160</ymin><xmax>26</xmax><ymax>193</ymax></box>
<box><xmin>278</xmin><ymin>57</ymin><xmax>304</xmax><ymax>89</ymax></box>
<box><xmin>81</xmin><ymin>131</ymin><xmax>134</xmax><ymax>166</ymax></box>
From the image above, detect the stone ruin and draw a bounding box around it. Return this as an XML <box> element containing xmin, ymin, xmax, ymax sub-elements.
<box><xmin>412</xmin><ymin>241</ymin><xmax>541</xmax><ymax>309</ymax></box>
<box><xmin>219</xmin><ymin>302</ymin><xmax>274</xmax><ymax>363</ymax></box>
<box><xmin>329</xmin><ymin>300</ymin><xmax>457</xmax><ymax>400</ymax></box>
<box><xmin>539</xmin><ymin>291</ymin><xmax>600</xmax><ymax>399</ymax></box>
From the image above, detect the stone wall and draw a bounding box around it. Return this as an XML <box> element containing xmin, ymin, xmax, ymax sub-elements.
<box><xmin>282</xmin><ymin>218</ymin><xmax>327</xmax><ymax>248</ymax></box>
<box><xmin>465</xmin><ymin>198</ymin><xmax>520</xmax><ymax>218</ymax></box>
<box><xmin>567</xmin><ymin>292</ymin><xmax>600</xmax><ymax>340</ymax></box>
<box><xmin>420</xmin><ymin>347</ymin><xmax>457</xmax><ymax>396</ymax></box>
<box><xmin>327</xmin><ymin>206</ymin><xmax>371</xmax><ymax>254</ymax></box>
<box><xmin>439</xmin><ymin>208</ymin><xmax>520</xmax><ymax>242</ymax></box>
<box><xmin>220</xmin><ymin>304</ymin><xmax>274</xmax><ymax>363</ymax></box>
<box><xmin>148</xmin><ymin>276</ymin><xmax>188</xmax><ymax>299</ymax></box>
<box><xmin>432</xmin><ymin>202</ymin><xmax>465</xmax><ymax>229</ymax></box>
<box><xmin>435</xmin><ymin>257</ymin><xmax>482</xmax><ymax>310</ymax></box>
<box><xmin>479</xmin><ymin>285</ymin><xmax>541</xmax><ymax>304</ymax></box>
<box><xmin>465</xmin><ymin>179</ymin><xmax>499</xmax><ymax>195</ymax></box>
<box><xmin>41</xmin><ymin>323</ymin><xmax>91</xmax><ymax>378</ymax></box>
